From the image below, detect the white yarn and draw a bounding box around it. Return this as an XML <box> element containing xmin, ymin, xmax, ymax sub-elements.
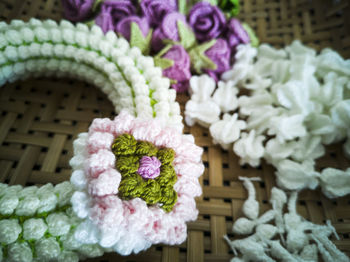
<box><xmin>0</xmin><ymin>18</ymin><xmax>183</xmax><ymax>131</ymax></box>
<box><xmin>226</xmin><ymin>182</ymin><xmax>350</xmax><ymax>261</ymax></box>
<box><xmin>185</xmin><ymin>40</ymin><xmax>350</xmax><ymax>197</ymax></box>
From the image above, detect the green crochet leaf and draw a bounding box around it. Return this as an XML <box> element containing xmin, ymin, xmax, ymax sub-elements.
<box><xmin>154</xmin><ymin>44</ymin><xmax>175</xmax><ymax>70</ymax></box>
<box><xmin>154</xmin><ymin>57</ymin><xmax>174</xmax><ymax>70</ymax></box>
<box><xmin>189</xmin><ymin>39</ymin><xmax>217</xmax><ymax>74</ymax></box>
<box><xmin>178</xmin><ymin>0</ymin><xmax>187</xmax><ymax>14</ymax></box>
<box><xmin>130</xmin><ymin>22</ymin><xmax>153</xmax><ymax>55</ymax></box>
<box><xmin>219</xmin><ymin>0</ymin><xmax>240</xmax><ymax>17</ymax></box>
<box><xmin>242</xmin><ymin>23</ymin><xmax>259</xmax><ymax>47</ymax></box>
<box><xmin>92</xmin><ymin>0</ymin><xmax>105</xmax><ymax>13</ymax></box>
<box><xmin>177</xmin><ymin>20</ymin><xmax>196</xmax><ymax>50</ymax></box>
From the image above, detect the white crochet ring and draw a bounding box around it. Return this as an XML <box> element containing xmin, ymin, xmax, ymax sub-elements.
<box><xmin>0</xmin><ymin>19</ymin><xmax>204</xmax><ymax>261</ymax></box>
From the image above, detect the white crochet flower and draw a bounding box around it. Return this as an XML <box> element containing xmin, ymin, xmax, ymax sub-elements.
<box><xmin>221</xmin><ymin>44</ymin><xmax>257</xmax><ymax>84</ymax></box>
<box><xmin>22</xmin><ymin>218</ymin><xmax>47</xmax><ymax>240</ymax></box>
<box><xmin>320</xmin><ymin>168</ymin><xmax>350</xmax><ymax>198</ymax></box>
<box><xmin>7</xmin><ymin>242</ymin><xmax>33</xmax><ymax>262</ymax></box>
<box><xmin>275</xmin><ymin>159</ymin><xmax>320</xmax><ymax>190</ymax></box>
<box><xmin>15</xmin><ymin>195</ymin><xmax>40</xmax><ymax>216</ymax></box>
<box><xmin>77</xmin><ymin>244</ymin><xmax>104</xmax><ymax>259</ymax></box>
<box><xmin>291</xmin><ymin>135</ymin><xmax>325</xmax><ymax>162</ymax></box>
<box><xmin>54</xmin><ymin>181</ymin><xmax>75</xmax><ymax>207</ymax></box>
<box><xmin>184</xmin><ymin>99</ymin><xmax>220</xmax><ymax>127</ymax></box>
<box><xmin>233</xmin><ymin>131</ymin><xmax>265</xmax><ymax>167</ymax></box>
<box><xmin>268</xmin><ymin>114</ymin><xmax>307</xmax><ymax>142</ymax></box>
<box><xmin>264</xmin><ymin>139</ymin><xmax>297</xmax><ymax>164</ymax></box>
<box><xmin>212</xmin><ymin>81</ymin><xmax>239</xmax><ymax>112</ymax></box>
<box><xmin>35</xmin><ymin>237</ymin><xmax>61</xmax><ymax>261</ymax></box>
<box><xmin>317</xmin><ymin>48</ymin><xmax>350</xmax><ymax>77</ymax></box>
<box><xmin>37</xmin><ymin>184</ymin><xmax>58</xmax><ymax>213</ymax></box>
<box><xmin>61</xmin><ymin>232</ymin><xmax>83</xmax><ymax>251</ymax></box>
<box><xmin>46</xmin><ymin>212</ymin><xmax>71</xmax><ymax>236</ymax></box>
<box><xmin>189</xmin><ymin>74</ymin><xmax>216</xmax><ymax>102</ymax></box>
<box><xmin>210</xmin><ymin>113</ymin><xmax>246</xmax><ymax>149</ymax></box>
<box><xmin>238</xmin><ymin>91</ymin><xmax>273</xmax><ymax>116</ymax></box>
<box><xmin>0</xmin><ymin>219</ymin><xmax>22</xmax><ymax>244</ymax></box>
<box><xmin>57</xmin><ymin>251</ymin><xmax>79</xmax><ymax>262</ymax></box>
<box><xmin>0</xmin><ymin>193</ymin><xmax>19</xmax><ymax>215</ymax></box>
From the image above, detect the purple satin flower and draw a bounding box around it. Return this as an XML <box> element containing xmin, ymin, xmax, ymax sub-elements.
<box><xmin>226</xmin><ymin>18</ymin><xmax>250</xmax><ymax>49</ymax></box>
<box><xmin>116</xmin><ymin>16</ymin><xmax>150</xmax><ymax>41</ymax></box>
<box><xmin>138</xmin><ymin>156</ymin><xmax>162</xmax><ymax>179</ymax></box>
<box><xmin>163</xmin><ymin>45</ymin><xmax>191</xmax><ymax>92</ymax></box>
<box><xmin>204</xmin><ymin>38</ymin><xmax>231</xmax><ymax>82</ymax></box>
<box><xmin>188</xmin><ymin>2</ymin><xmax>226</xmax><ymax>42</ymax></box>
<box><xmin>141</xmin><ymin>0</ymin><xmax>178</xmax><ymax>27</ymax></box>
<box><xmin>61</xmin><ymin>0</ymin><xmax>94</xmax><ymax>22</ymax></box>
<box><xmin>151</xmin><ymin>12</ymin><xmax>186</xmax><ymax>52</ymax></box>
<box><xmin>95</xmin><ymin>0</ymin><xmax>136</xmax><ymax>33</ymax></box>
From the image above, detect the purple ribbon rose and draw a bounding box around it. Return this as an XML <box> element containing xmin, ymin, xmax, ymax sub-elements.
<box><xmin>151</xmin><ymin>12</ymin><xmax>187</xmax><ymax>52</ymax></box>
<box><xmin>95</xmin><ymin>0</ymin><xmax>136</xmax><ymax>33</ymax></box>
<box><xmin>61</xmin><ymin>0</ymin><xmax>94</xmax><ymax>22</ymax></box>
<box><xmin>204</xmin><ymin>38</ymin><xmax>231</xmax><ymax>82</ymax></box>
<box><xmin>162</xmin><ymin>45</ymin><xmax>191</xmax><ymax>92</ymax></box>
<box><xmin>141</xmin><ymin>0</ymin><xmax>178</xmax><ymax>27</ymax></box>
<box><xmin>226</xmin><ymin>18</ymin><xmax>250</xmax><ymax>49</ymax></box>
<box><xmin>116</xmin><ymin>16</ymin><xmax>150</xmax><ymax>41</ymax></box>
<box><xmin>188</xmin><ymin>1</ymin><xmax>226</xmax><ymax>42</ymax></box>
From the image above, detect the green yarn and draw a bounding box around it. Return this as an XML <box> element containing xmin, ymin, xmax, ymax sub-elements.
<box><xmin>141</xmin><ymin>180</ymin><xmax>162</xmax><ymax>205</ymax></box>
<box><xmin>115</xmin><ymin>155</ymin><xmax>139</xmax><ymax>175</ymax></box>
<box><xmin>157</xmin><ymin>148</ymin><xmax>175</xmax><ymax>165</ymax></box>
<box><xmin>118</xmin><ymin>173</ymin><xmax>145</xmax><ymax>199</ymax></box>
<box><xmin>111</xmin><ymin>134</ymin><xmax>178</xmax><ymax>212</ymax></box>
<box><xmin>156</xmin><ymin>165</ymin><xmax>177</xmax><ymax>187</ymax></box>
<box><xmin>112</xmin><ymin>134</ymin><xmax>137</xmax><ymax>156</ymax></box>
<box><xmin>135</xmin><ymin>141</ymin><xmax>158</xmax><ymax>156</ymax></box>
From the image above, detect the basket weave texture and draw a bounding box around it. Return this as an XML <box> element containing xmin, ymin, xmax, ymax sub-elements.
<box><xmin>0</xmin><ymin>0</ymin><xmax>350</xmax><ymax>261</ymax></box>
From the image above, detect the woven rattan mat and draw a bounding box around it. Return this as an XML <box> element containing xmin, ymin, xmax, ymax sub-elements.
<box><xmin>1</xmin><ymin>0</ymin><xmax>350</xmax><ymax>261</ymax></box>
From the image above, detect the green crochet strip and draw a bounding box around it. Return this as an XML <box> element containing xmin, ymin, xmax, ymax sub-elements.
<box><xmin>112</xmin><ymin>134</ymin><xmax>177</xmax><ymax>212</ymax></box>
<box><xmin>0</xmin><ymin>36</ymin><xmax>159</xmax><ymax>116</ymax></box>
<box><xmin>0</xmin><ymin>206</ymin><xmax>71</xmax><ymax>258</ymax></box>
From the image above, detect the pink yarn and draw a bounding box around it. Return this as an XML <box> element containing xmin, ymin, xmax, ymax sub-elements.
<box><xmin>90</xmin><ymin>195</ymin><xmax>125</xmax><ymax>228</ymax></box>
<box><xmin>112</xmin><ymin>110</ymin><xmax>135</xmax><ymax>136</ymax></box>
<box><xmin>138</xmin><ymin>156</ymin><xmax>161</xmax><ymax>179</ymax></box>
<box><xmin>131</xmin><ymin>119</ymin><xmax>162</xmax><ymax>143</ymax></box>
<box><xmin>89</xmin><ymin>118</ymin><xmax>116</xmax><ymax>134</ymax></box>
<box><xmin>174</xmin><ymin>176</ymin><xmax>202</xmax><ymax>198</ymax></box>
<box><xmin>87</xmin><ymin>131</ymin><xmax>114</xmax><ymax>154</ymax></box>
<box><xmin>153</xmin><ymin>127</ymin><xmax>182</xmax><ymax>150</ymax></box>
<box><xmin>81</xmin><ymin>110</ymin><xmax>204</xmax><ymax>245</ymax></box>
<box><xmin>86</xmin><ymin>149</ymin><xmax>115</xmax><ymax>178</ymax></box>
<box><xmin>174</xmin><ymin>161</ymin><xmax>204</xmax><ymax>178</ymax></box>
<box><xmin>88</xmin><ymin>168</ymin><xmax>121</xmax><ymax>196</ymax></box>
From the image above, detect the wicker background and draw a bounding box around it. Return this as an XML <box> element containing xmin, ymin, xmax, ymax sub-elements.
<box><xmin>0</xmin><ymin>0</ymin><xmax>350</xmax><ymax>261</ymax></box>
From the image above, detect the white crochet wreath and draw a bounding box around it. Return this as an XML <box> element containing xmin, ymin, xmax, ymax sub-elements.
<box><xmin>0</xmin><ymin>18</ymin><xmax>205</xmax><ymax>261</ymax></box>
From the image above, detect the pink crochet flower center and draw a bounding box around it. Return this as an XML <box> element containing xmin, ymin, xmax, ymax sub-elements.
<box><xmin>137</xmin><ymin>156</ymin><xmax>161</xmax><ymax>179</ymax></box>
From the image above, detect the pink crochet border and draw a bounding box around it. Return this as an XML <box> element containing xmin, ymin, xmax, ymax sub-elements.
<box><xmin>84</xmin><ymin>111</ymin><xmax>204</xmax><ymax>244</ymax></box>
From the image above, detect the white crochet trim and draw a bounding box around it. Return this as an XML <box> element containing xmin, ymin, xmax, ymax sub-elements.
<box><xmin>0</xmin><ymin>18</ymin><xmax>183</xmax><ymax>132</ymax></box>
<box><xmin>185</xmin><ymin>41</ymin><xmax>350</xmax><ymax>198</ymax></box>
<box><xmin>225</xmin><ymin>178</ymin><xmax>350</xmax><ymax>262</ymax></box>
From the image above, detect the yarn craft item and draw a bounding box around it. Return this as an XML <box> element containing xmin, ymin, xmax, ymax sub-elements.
<box><xmin>0</xmin><ymin>19</ymin><xmax>205</xmax><ymax>260</ymax></box>
<box><xmin>225</xmin><ymin>178</ymin><xmax>350</xmax><ymax>261</ymax></box>
<box><xmin>70</xmin><ymin>111</ymin><xmax>204</xmax><ymax>255</ymax></box>
<box><xmin>0</xmin><ymin>182</ymin><xmax>104</xmax><ymax>262</ymax></box>
<box><xmin>0</xmin><ymin>18</ymin><xmax>182</xmax><ymax>131</ymax></box>
<box><xmin>185</xmin><ymin>41</ymin><xmax>350</xmax><ymax>198</ymax></box>
<box><xmin>61</xmin><ymin>0</ymin><xmax>254</xmax><ymax>92</ymax></box>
